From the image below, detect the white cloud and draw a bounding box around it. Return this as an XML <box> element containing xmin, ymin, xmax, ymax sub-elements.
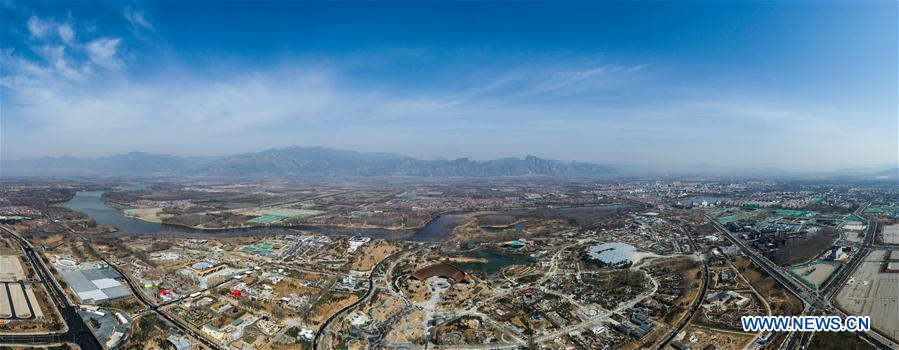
<box><xmin>33</xmin><ymin>44</ymin><xmax>84</xmax><ymax>80</ymax></box>
<box><xmin>26</xmin><ymin>16</ymin><xmax>52</xmax><ymax>39</ymax></box>
<box><xmin>124</xmin><ymin>8</ymin><xmax>153</xmax><ymax>30</ymax></box>
<box><xmin>1</xmin><ymin>37</ymin><xmax>891</xmax><ymax>169</ymax></box>
<box><xmin>86</xmin><ymin>38</ymin><xmax>122</xmax><ymax>69</ymax></box>
<box><xmin>533</xmin><ymin>65</ymin><xmax>645</xmax><ymax>95</ymax></box>
<box><xmin>57</xmin><ymin>24</ymin><xmax>75</xmax><ymax>44</ymax></box>
<box><xmin>459</xmin><ymin>64</ymin><xmax>646</xmax><ymax>100</ymax></box>
<box><xmin>3</xmin><ymin>15</ymin><xmax>121</xmax><ymax>90</ymax></box>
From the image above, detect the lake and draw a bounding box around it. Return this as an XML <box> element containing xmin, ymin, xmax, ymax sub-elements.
<box><xmin>450</xmin><ymin>249</ymin><xmax>536</xmax><ymax>276</ymax></box>
<box><xmin>60</xmin><ymin>191</ymin><xmax>429</xmax><ymax>240</ymax></box>
<box><xmin>60</xmin><ymin>191</ymin><xmax>627</xmax><ymax>242</ymax></box>
<box><xmin>408</xmin><ymin>212</ymin><xmax>471</xmax><ymax>242</ymax></box>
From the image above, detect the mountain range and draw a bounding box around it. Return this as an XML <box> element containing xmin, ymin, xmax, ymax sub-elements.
<box><xmin>1</xmin><ymin>146</ymin><xmax>616</xmax><ymax>177</ymax></box>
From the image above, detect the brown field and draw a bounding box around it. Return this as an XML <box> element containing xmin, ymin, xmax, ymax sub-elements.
<box><xmin>306</xmin><ymin>292</ymin><xmax>359</xmax><ymax>327</ymax></box>
<box><xmin>273</xmin><ymin>278</ymin><xmax>322</xmax><ymax>298</ymax></box>
<box><xmin>654</xmin><ymin>258</ymin><xmax>702</xmax><ymax>325</ymax></box>
<box><xmin>808</xmin><ymin>331</ymin><xmax>875</xmax><ymax>350</ymax></box>
<box><xmin>0</xmin><ymin>237</ymin><xmax>21</xmax><ymax>255</ymax></box>
<box><xmin>677</xmin><ymin>324</ymin><xmax>754</xmax><ymax>350</ymax></box>
<box><xmin>732</xmin><ymin>258</ymin><xmax>803</xmax><ymax>317</ymax></box>
<box><xmin>350</xmin><ymin>242</ymin><xmax>401</xmax><ymax>271</ymax></box>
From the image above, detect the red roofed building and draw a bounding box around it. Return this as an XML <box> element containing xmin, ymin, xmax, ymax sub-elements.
<box><xmin>411</xmin><ymin>262</ymin><xmax>471</xmax><ymax>283</ymax></box>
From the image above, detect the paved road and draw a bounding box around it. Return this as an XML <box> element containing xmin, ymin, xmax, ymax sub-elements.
<box><xmin>706</xmin><ymin>207</ymin><xmax>896</xmax><ymax>350</ymax></box>
<box><xmin>78</xmin><ymin>236</ymin><xmax>226</xmax><ymax>350</ymax></box>
<box><xmin>313</xmin><ymin>250</ymin><xmax>401</xmax><ymax>350</ymax></box>
<box><xmin>657</xmin><ymin>223</ymin><xmax>709</xmax><ymax>349</ymax></box>
<box><xmin>531</xmin><ymin>273</ymin><xmax>661</xmax><ymax>344</ymax></box>
<box><xmin>3</xmin><ymin>224</ymin><xmax>224</xmax><ymax>350</ymax></box>
<box><xmin>0</xmin><ymin>226</ymin><xmax>102</xmax><ymax>350</ymax></box>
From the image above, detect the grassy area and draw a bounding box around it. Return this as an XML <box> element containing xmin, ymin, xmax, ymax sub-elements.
<box><xmin>844</xmin><ymin>213</ymin><xmax>866</xmax><ymax>222</ymax></box>
<box><xmin>249</xmin><ymin>214</ymin><xmax>284</xmax><ymax>224</ymax></box>
<box><xmin>515</xmin><ymin>274</ymin><xmax>539</xmax><ymax>284</ymax></box>
<box><xmin>771</xmin><ymin>209</ymin><xmax>814</xmax><ymax>218</ymax></box>
<box><xmin>718</xmin><ymin>211</ymin><xmax>757</xmax><ymax>224</ymax></box>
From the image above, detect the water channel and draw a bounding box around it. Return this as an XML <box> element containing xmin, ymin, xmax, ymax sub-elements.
<box><xmin>60</xmin><ymin>191</ymin><xmax>627</xmax><ymax>242</ymax></box>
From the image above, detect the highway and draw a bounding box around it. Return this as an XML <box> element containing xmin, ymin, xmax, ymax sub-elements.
<box><xmin>2</xmin><ymin>225</ymin><xmax>224</xmax><ymax>350</ymax></box>
<box><xmin>821</xmin><ymin>204</ymin><xmax>876</xmax><ymax>301</ymax></box>
<box><xmin>706</xmin><ymin>205</ymin><xmax>896</xmax><ymax>350</ymax></box>
<box><xmin>0</xmin><ymin>226</ymin><xmax>102</xmax><ymax>350</ymax></box>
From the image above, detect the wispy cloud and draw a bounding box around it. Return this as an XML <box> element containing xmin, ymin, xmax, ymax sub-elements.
<box><xmin>6</xmin><ymin>14</ymin><xmax>122</xmax><ymax>82</ymax></box>
<box><xmin>519</xmin><ymin>64</ymin><xmax>645</xmax><ymax>96</ymax></box>
<box><xmin>85</xmin><ymin>37</ymin><xmax>122</xmax><ymax>70</ymax></box>
<box><xmin>57</xmin><ymin>23</ymin><xmax>75</xmax><ymax>44</ymax></box>
<box><xmin>1</xmin><ymin>6</ymin><xmax>893</xmax><ymax>171</ymax></box>
<box><xmin>26</xmin><ymin>16</ymin><xmax>52</xmax><ymax>39</ymax></box>
<box><xmin>123</xmin><ymin>7</ymin><xmax>153</xmax><ymax>31</ymax></box>
<box><xmin>1</xmin><ymin>47</ymin><xmax>877</xmax><ymax>167</ymax></box>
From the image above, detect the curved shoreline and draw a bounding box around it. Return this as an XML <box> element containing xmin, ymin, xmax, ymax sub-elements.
<box><xmin>63</xmin><ymin>190</ymin><xmax>633</xmax><ymax>241</ymax></box>
<box><xmin>111</xmin><ymin>202</ymin><xmax>631</xmax><ymax>232</ymax></box>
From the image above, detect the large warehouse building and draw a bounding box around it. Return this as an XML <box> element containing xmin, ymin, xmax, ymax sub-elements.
<box><xmin>60</xmin><ymin>268</ymin><xmax>131</xmax><ymax>304</ymax></box>
<box><xmin>582</xmin><ymin>242</ymin><xmax>637</xmax><ymax>268</ymax></box>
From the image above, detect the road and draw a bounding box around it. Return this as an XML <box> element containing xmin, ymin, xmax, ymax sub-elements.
<box><xmin>657</xmin><ymin>223</ymin><xmax>710</xmax><ymax>349</ymax></box>
<box><xmin>706</xmin><ymin>205</ymin><xmax>896</xmax><ymax>350</ymax></box>
<box><xmin>0</xmin><ymin>226</ymin><xmax>102</xmax><ymax>350</ymax></box>
<box><xmin>76</xmin><ymin>235</ymin><xmax>226</xmax><ymax>350</ymax></box>
<box><xmin>313</xmin><ymin>250</ymin><xmax>400</xmax><ymax>350</ymax></box>
<box><xmin>533</xmin><ymin>271</ymin><xmax>660</xmax><ymax>344</ymax></box>
<box><xmin>3</xmin><ymin>224</ymin><xmax>225</xmax><ymax>350</ymax></box>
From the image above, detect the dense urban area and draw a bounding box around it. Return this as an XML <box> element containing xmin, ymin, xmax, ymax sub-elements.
<box><xmin>0</xmin><ymin>176</ymin><xmax>896</xmax><ymax>350</ymax></box>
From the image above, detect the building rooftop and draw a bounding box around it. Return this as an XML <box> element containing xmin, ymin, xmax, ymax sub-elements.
<box><xmin>411</xmin><ymin>262</ymin><xmax>471</xmax><ymax>283</ymax></box>
<box><xmin>167</xmin><ymin>335</ymin><xmax>192</xmax><ymax>350</ymax></box>
<box><xmin>585</xmin><ymin>242</ymin><xmax>636</xmax><ymax>265</ymax></box>
<box><xmin>60</xmin><ymin>269</ymin><xmax>130</xmax><ymax>304</ymax></box>
<box><xmin>191</xmin><ymin>261</ymin><xmax>214</xmax><ymax>270</ymax></box>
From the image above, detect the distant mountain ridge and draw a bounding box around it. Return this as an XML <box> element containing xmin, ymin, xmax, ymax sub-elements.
<box><xmin>1</xmin><ymin>146</ymin><xmax>615</xmax><ymax>177</ymax></box>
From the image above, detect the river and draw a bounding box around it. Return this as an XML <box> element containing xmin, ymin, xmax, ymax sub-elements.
<box><xmin>60</xmin><ymin>191</ymin><xmax>627</xmax><ymax>242</ymax></box>
<box><xmin>61</xmin><ymin>191</ymin><xmax>412</xmax><ymax>239</ymax></box>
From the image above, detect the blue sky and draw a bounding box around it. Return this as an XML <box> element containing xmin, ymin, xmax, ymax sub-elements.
<box><xmin>1</xmin><ymin>1</ymin><xmax>896</xmax><ymax>171</ymax></box>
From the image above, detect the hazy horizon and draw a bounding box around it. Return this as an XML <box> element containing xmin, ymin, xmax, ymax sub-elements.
<box><xmin>2</xmin><ymin>2</ymin><xmax>897</xmax><ymax>172</ymax></box>
<box><xmin>4</xmin><ymin>144</ymin><xmax>896</xmax><ymax>176</ymax></box>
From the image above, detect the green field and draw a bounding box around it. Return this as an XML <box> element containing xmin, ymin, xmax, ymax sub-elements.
<box><xmin>771</xmin><ymin>209</ymin><xmax>814</xmax><ymax>218</ymax></box>
<box><xmin>717</xmin><ymin>210</ymin><xmax>759</xmax><ymax>224</ymax></box>
<box><xmin>844</xmin><ymin>213</ymin><xmax>865</xmax><ymax>222</ymax></box>
<box><xmin>242</xmin><ymin>242</ymin><xmax>274</xmax><ymax>255</ymax></box>
<box><xmin>864</xmin><ymin>205</ymin><xmax>898</xmax><ymax>215</ymax></box>
<box><xmin>249</xmin><ymin>214</ymin><xmax>284</xmax><ymax>224</ymax></box>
